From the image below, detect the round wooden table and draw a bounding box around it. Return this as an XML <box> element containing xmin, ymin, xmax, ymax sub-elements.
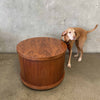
<box><xmin>17</xmin><ymin>37</ymin><xmax>67</xmax><ymax>90</ymax></box>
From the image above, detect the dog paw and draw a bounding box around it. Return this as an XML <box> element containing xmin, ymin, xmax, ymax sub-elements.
<box><xmin>74</xmin><ymin>54</ymin><xmax>78</xmax><ymax>58</ymax></box>
<box><xmin>78</xmin><ymin>57</ymin><xmax>82</xmax><ymax>62</ymax></box>
<box><xmin>67</xmin><ymin>64</ymin><xmax>71</xmax><ymax>68</ymax></box>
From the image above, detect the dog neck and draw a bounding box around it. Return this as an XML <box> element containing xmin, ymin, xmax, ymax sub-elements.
<box><xmin>63</xmin><ymin>40</ymin><xmax>71</xmax><ymax>46</ymax></box>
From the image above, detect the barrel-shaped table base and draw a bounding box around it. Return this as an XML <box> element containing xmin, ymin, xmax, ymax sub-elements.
<box><xmin>19</xmin><ymin>55</ymin><xmax>65</xmax><ymax>90</ymax></box>
<box><xmin>20</xmin><ymin>72</ymin><xmax>65</xmax><ymax>90</ymax></box>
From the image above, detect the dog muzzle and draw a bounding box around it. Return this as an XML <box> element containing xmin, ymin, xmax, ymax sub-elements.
<box><xmin>67</xmin><ymin>33</ymin><xmax>75</xmax><ymax>40</ymax></box>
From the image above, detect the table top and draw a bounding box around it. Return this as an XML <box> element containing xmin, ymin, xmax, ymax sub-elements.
<box><xmin>17</xmin><ymin>37</ymin><xmax>67</xmax><ymax>60</ymax></box>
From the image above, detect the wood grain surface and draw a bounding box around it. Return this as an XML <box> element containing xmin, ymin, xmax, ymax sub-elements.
<box><xmin>17</xmin><ymin>37</ymin><xmax>67</xmax><ymax>60</ymax></box>
<box><xmin>17</xmin><ymin>37</ymin><xmax>67</xmax><ymax>90</ymax></box>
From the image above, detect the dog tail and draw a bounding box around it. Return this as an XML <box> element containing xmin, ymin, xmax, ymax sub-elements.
<box><xmin>87</xmin><ymin>24</ymin><xmax>98</xmax><ymax>33</ymax></box>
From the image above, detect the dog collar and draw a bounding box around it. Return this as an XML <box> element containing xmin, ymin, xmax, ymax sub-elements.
<box><xmin>65</xmin><ymin>41</ymin><xmax>71</xmax><ymax>45</ymax></box>
<box><xmin>61</xmin><ymin>40</ymin><xmax>71</xmax><ymax>45</ymax></box>
<box><xmin>66</xmin><ymin>41</ymin><xmax>70</xmax><ymax>45</ymax></box>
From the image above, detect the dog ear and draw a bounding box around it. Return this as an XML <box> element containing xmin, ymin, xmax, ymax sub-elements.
<box><xmin>61</xmin><ymin>31</ymin><xmax>68</xmax><ymax>36</ymax></box>
<box><xmin>75</xmin><ymin>31</ymin><xmax>77</xmax><ymax>36</ymax></box>
<box><xmin>74</xmin><ymin>30</ymin><xmax>80</xmax><ymax>39</ymax></box>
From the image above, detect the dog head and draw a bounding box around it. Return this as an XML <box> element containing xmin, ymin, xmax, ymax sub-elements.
<box><xmin>61</xmin><ymin>28</ymin><xmax>77</xmax><ymax>42</ymax></box>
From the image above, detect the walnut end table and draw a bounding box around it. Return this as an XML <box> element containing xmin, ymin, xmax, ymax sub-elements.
<box><xmin>17</xmin><ymin>37</ymin><xmax>67</xmax><ymax>90</ymax></box>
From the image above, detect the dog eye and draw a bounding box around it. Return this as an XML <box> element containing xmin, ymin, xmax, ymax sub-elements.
<box><xmin>69</xmin><ymin>32</ymin><xmax>71</xmax><ymax>33</ymax></box>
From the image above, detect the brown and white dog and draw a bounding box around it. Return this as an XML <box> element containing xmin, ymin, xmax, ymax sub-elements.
<box><xmin>61</xmin><ymin>24</ymin><xmax>98</xmax><ymax>68</ymax></box>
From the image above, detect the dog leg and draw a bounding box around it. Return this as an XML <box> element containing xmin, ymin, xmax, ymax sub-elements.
<box><xmin>74</xmin><ymin>49</ymin><xmax>80</xmax><ymax>57</ymax></box>
<box><xmin>74</xmin><ymin>52</ymin><xmax>79</xmax><ymax>57</ymax></box>
<box><xmin>78</xmin><ymin>49</ymin><xmax>83</xmax><ymax>62</ymax></box>
<box><xmin>78</xmin><ymin>37</ymin><xmax>86</xmax><ymax>62</ymax></box>
<box><xmin>78</xmin><ymin>48</ymin><xmax>83</xmax><ymax>62</ymax></box>
<box><xmin>67</xmin><ymin>41</ymin><xmax>74</xmax><ymax>68</ymax></box>
<box><xmin>67</xmin><ymin>49</ymin><xmax>72</xmax><ymax>68</ymax></box>
<box><xmin>74</xmin><ymin>40</ymin><xmax>80</xmax><ymax>57</ymax></box>
<box><xmin>74</xmin><ymin>53</ymin><xmax>79</xmax><ymax>57</ymax></box>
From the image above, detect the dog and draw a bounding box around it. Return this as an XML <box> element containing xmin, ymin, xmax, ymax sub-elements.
<box><xmin>61</xmin><ymin>24</ymin><xmax>98</xmax><ymax>68</ymax></box>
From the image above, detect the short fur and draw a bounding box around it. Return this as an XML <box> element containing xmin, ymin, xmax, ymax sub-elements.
<box><xmin>61</xmin><ymin>24</ymin><xmax>98</xmax><ymax>68</ymax></box>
